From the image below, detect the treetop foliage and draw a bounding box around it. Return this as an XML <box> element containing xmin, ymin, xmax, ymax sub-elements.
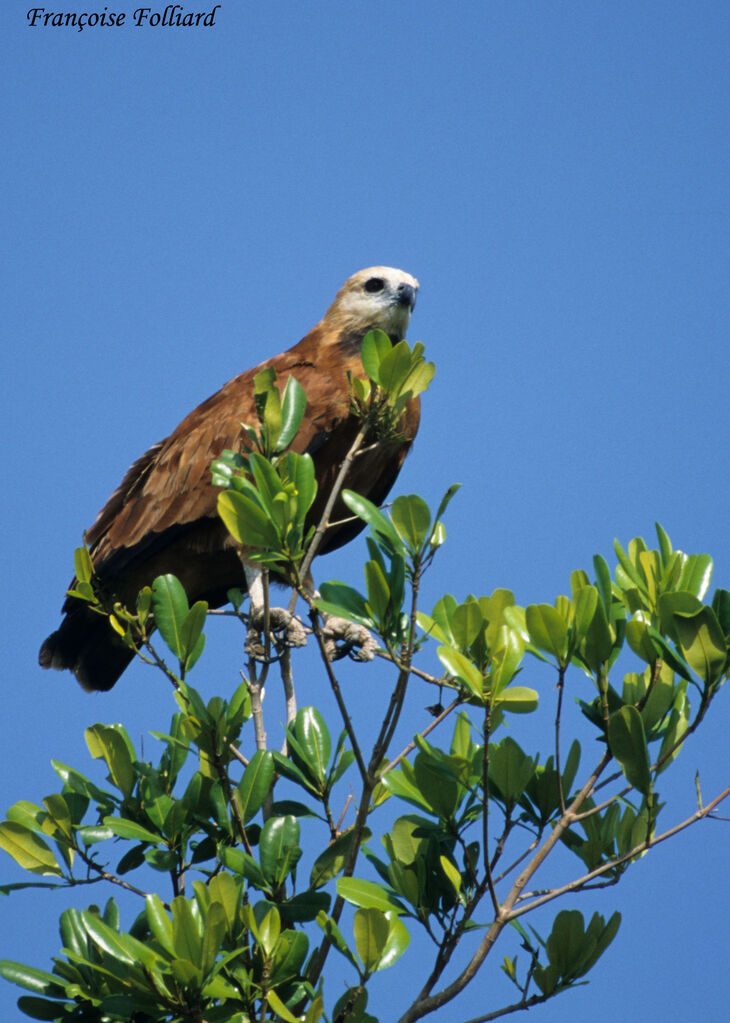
<box><xmin>1</xmin><ymin>335</ymin><xmax>727</xmax><ymax>1023</ymax></box>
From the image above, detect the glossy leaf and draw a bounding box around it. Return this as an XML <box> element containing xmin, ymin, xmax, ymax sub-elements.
<box><xmin>580</xmin><ymin>597</ymin><xmax>614</xmax><ymax>672</ymax></box>
<box><xmin>310</xmin><ymin>827</ymin><xmax>371</xmax><ymax>889</ymax></box>
<box><xmin>571</xmin><ymin>586</ymin><xmax>599</xmax><ymax>645</ymax></box>
<box><xmin>451</xmin><ymin>600</ymin><xmax>483</xmax><ymax>650</ymax></box>
<box><xmin>237</xmin><ymin>750</ymin><xmax>275</xmax><ymax>823</ymax></box>
<box><xmin>316</xmin><ymin>910</ymin><xmax>359</xmax><ymax>969</ymax></box>
<box><xmin>526</xmin><ymin>604</ymin><xmax>568</xmax><ymax>661</ymax></box>
<box><xmin>607</xmin><ymin>706</ymin><xmax>651</xmax><ymax>796</ymax></box>
<box><xmin>84</xmin><ymin>725</ymin><xmax>136</xmax><ymax>803</ymax></box>
<box><xmin>293</xmin><ymin>707</ymin><xmax>331</xmax><ymax>787</ymax></box>
<box><xmin>0</xmin><ymin>961</ymin><xmax>66</xmax><ymax>997</ymax></box>
<box><xmin>151</xmin><ymin>574</ymin><xmax>190</xmax><ymax>660</ymax></box>
<box><xmin>360</xmin><ymin>328</ymin><xmax>392</xmax><ymax>383</ymax></box>
<box><xmin>278</xmin><ymin>375</ymin><xmax>307</xmax><ymax>450</ymax></box>
<box><xmin>217</xmin><ymin>490</ymin><xmax>280</xmax><ymax>549</ymax></box>
<box><xmin>342</xmin><ymin>490</ymin><xmax>402</xmax><ymax>551</ymax></box>
<box><xmin>354</xmin><ymin>907</ymin><xmax>389</xmax><ymax>975</ymax></box>
<box><xmin>390</xmin><ymin>495</ymin><xmax>431</xmax><ymax>552</ymax></box>
<box><xmin>336</xmin><ymin>877</ymin><xmax>406</xmax><ymax>915</ymax></box>
<box><xmin>0</xmin><ymin>824</ymin><xmax>62</xmax><ymax>877</ymax></box>
<box><xmin>180</xmin><ymin>600</ymin><xmax>208</xmax><ymax>672</ymax></box>
<box><xmin>625</xmin><ymin>616</ymin><xmax>661</xmax><ymax>663</ymax></box>
<box><xmin>364</xmin><ymin>558</ymin><xmax>391</xmax><ymax>623</ymax></box>
<box><xmin>437</xmin><ymin>646</ymin><xmax>484</xmax><ymax>697</ymax></box>
<box><xmin>317</xmin><ymin>582</ymin><xmax>374</xmax><ymax>630</ymax></box>
<box><xmin>102</xmin><ymin>817</ymin><xmax>160</xmax><ymax>845</ymax></box>
<box><xmin>496</xmin><ymin>685</ymin><xmax>538</xmax><ymax>713</ymax></box>
<box><xmin>259</xmin><ymin>815</ymin><xmax>301</xmax><ymax>887</ymax></box>
<box><xmin>672</xmin><ymin>606</ymin><xmax>727</xmax><ymax>684</ymax></box>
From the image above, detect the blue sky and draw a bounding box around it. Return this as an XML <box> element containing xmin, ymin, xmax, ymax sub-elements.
<box><xmin>2</xmin><ymin>2</ymin><xmax>728</xmax><ymax>1021</ymax></box>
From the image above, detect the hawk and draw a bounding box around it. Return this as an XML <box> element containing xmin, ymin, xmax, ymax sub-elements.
<box><xmin>39</xmin><ymin>267</ymin><xmax>420</xmax><ymax>691</ymax></box>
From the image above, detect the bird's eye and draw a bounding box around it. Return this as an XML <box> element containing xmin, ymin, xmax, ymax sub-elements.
<box><xmin>364</xmin><ymin>277</ymin><xmax>385</xmax><ymax>293</ymax></box>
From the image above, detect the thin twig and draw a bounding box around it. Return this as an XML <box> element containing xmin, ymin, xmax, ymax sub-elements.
<box><xmin>379</xmin><ymin>697</ymin><xmax>461</xmax><ymax>778</ymax></box>
<box><xmin>288</xmin><ymin>421</ymin><xmax>370</xmax><ymax>615</ymax></box>
<box><xmin>510</xmin><ymin>784</ymin><xmax>730</xmax><ymax>918</ymax></box>
<box><xmin>554</xmin><ymin>663</ymin><xmax>567</xmax><ymax>814</ymax></box>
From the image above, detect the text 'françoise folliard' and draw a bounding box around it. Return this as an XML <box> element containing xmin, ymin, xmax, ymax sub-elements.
<box><xmin>26</xmin><ymin>6</ymin><xmax>221</xmax><ymax>30</ymax></box>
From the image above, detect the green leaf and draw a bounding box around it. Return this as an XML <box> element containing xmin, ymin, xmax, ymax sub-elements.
<box><xmin>658</xmin><ymin>687</ymin><xmax>690</xmax><ymax>769</ymax></box>
<box><xmin>16</xmin><ymin>995</ymin><xmax>69</xmax><ymax>1020</ymax></box>
<box><xmin>607</xmin><ymin>706</ymin><xmax>651</xmax><ymax>796</ymax></box>
<box><xmin>171</xmin><ymin>895</ymin><xmax>202</xmax><ymax>967</ymax></box>
<box><xmin>84</xmin><ymin>724</ymin><xmax>136</xmax><ymax>799</ymax></box>
<box><xmin>81</xmin><ymin>912</ymin><xmax>145</xmax><ymax>967</ymax></box>
<box><xmin>414</xmin><ymin>753</ymin><xmax>460</xmax><ymax>818</ymax></box>
<box><xmin>151</xmin><ymin>574</ymin><xmax>190</xmax><ymax>660</ymax></box>
<box><xmin>317</xmin><ymin>581</ymin><xmax>374</xmax><ymax>630</ymax></box>
<box><xmin>342</xmin><ymin>490</ymin><xmax>402</xmax><ymax>552</ymax></box>
<box><xmin>0</xmin><ymin>961</ymin><xmax>65</xmax><ymax>997</ymax></box>
<box><xmin>293</xmin><ymin>707</ymin><xmax>331</xmax><ymax>787</ymax></box>
<box><xmin>625</xmin><ymin>616</ymin><xmax>661</xmax><ymax>663</ymax></box>
<box><xmin>489</xmin><ymin>737</ymin><xmax>536</xmax><ymax>807</ymax></box>
<box><xmin>278</xmin><ymin>375</ymin><xmax>307</xmax><ymax>450</ymax></box>
<box><xmin>380</xmin><ymin>762</ymin><xmax>433</xmax><ymax>813</ymax></box>
<box><xmin>316</xmin><ymin>911</ymin><xmax>359</xmax><ymax>969</ymax></box>
<box><xmin>259</xmin><ymin>816</ymin><xmax>301</xmax><ymax>887</ymax></box>
<box><xmin>200</xmin><ymin>901</ymin><xmax>227</xmax><ymax>976</ymax></box>
<box><xmin>360</xmin><ymin>328</ymin><xmax>392</xmax><ymax>384</ymax></box>
<box><xmin>672</xmin><ymin>606</ymin><xmax>727</xmax><ymax>685</ymax></box>
<box><xmin>286</xmin><ymin>451</ymin><xmax>317</xmax><ymax>523</ymax></box>
<box><xmin>311</xmin><ymin>828</ymin><xmax>371</xmax><ymax>888</ymax></box>
<box><xmin>526</xmin><ymin>604</ymin><xmax>568</xmax><ymax>661</ymax></box>
<box><xmin>102</xmin><ymin>817</ymin><xmax>161</xmax><ymax>844</ymax></box>
<box><xmin>490</xmin><ymin>625</ymin><xmax>525</xmax><ymax>695</ymax></box>
<box><xmin>237</xmin><ymin>750</ymin><xmax>275</xmax><ymax>824</ymax></box>
<box><xmin>451</xmin><ymin>600</ymin><xmax>484</xmax><ymax>650</ymax></box>
<box><xmin>266</xmin><ymin>988</ymin><xmax>302</xmax><ymax>1023</ymax></box>
<box><xmin>376</xmin><ymin>911</ymin><xmax>410</xmax><ymax>971</ymax></box>
<box><xmin>433</xmin><ymin>483</ymin><xmax>461</xmax><ymax>525</ymax></box>
<box><xmin>437</xmin><ymin>646</ymin><xmax>484</xmax><ymax>697</ymax></box>
<box><xmin>254</xmin><ymin>368</ymin><xmax>283</xmax><ymax>443</ymax></box>
<box><xmin>73</xmin><ymin>546</ymin><xmax>93</xmax><ymax>586</ymax></box>
<box><xmin>439</xmin><ymin>855</ymin><xmax>462</xmax><ymax>899</ymax></box>
<box><xmin>217</xmin><ymin>490</ymin><xmax>280</xmax><ymax>549</ymax></box>
<box><xmin>580</xmin><ymin>597</ymin><xmax>614</xmax><ymax>672</ymax></box>
<box><xmin>390</xmin><ymin>495</ymin><xmax>431</xmax><ymax>553</ymax></box>
<box><xmin>354</xmin><ymin>907</ymin><xmax>389</xmax><ymax>976</ymax></box>
<box><xmin>379</xmin><ymin>341</ymin><xmax>414</xmax><ymax>395</ymax></box>
<box><xmin>336</xmin><ymin>877</ymin><xmax>406</xmax><ymax>914</ymax></box>
<box><xmin>571</xmin><ymin>586</ymin><xmax>599</xmax><ymax>645</ymax></box>
<box><xmin>678</xmin><ymin>553</ymin><xmax>713</xmax><ymax>600</ymax></box>
<box><xmin>0</xmin><ymin>823</ymin><xmax>63</xmax><ymax>876</ymax></box>
<box><xmin>145</xmin><ymin>894</ymin><xmax>175</xmax><ymax>955</ymax></box>
<box><xmin>364</xmin><ymin>558</ymin><xmax>391</xmax><ymax>623</ymax></box>
<box><xmin>181</xmin><ymin>600</ymin><xmax>208</xmax><ymax>672</ymax></box>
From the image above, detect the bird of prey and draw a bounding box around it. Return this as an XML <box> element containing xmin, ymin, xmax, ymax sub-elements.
<box><xmin>40</xmin><ymin>266</ymin><xmax>420</xmax><ymax>691</ymax></box>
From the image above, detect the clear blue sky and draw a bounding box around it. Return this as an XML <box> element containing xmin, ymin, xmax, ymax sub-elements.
<box><xmin>2</xmin><ymin>2</ymin><xmax>728</xmax><ymax>1021</ymax></box>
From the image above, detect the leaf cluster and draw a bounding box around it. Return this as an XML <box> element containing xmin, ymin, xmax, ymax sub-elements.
<box><xmin>349</xmin><ymin>329</ymin><xmax>435</xmax><ymax>440</ymax></box>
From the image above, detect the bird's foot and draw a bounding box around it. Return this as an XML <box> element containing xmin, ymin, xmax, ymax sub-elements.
<box><xmin>245</xmin><ymin>607</ymin><xmax>308</xmax><ymax>660</ymax></box>
<box><xmin>321</xmin><ymin>615</ymin><xmax>378</xmax><ymax>662</ymax></box>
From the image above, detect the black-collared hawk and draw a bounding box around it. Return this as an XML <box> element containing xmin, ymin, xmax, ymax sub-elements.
<box><xmin>40</xmin><ymin>267</ymin><xmax>420</xmax><ymax>691</ymax></box>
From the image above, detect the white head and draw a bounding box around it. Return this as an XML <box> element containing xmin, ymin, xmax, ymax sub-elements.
<box><xmin>324</xmin><ymin>266</ymin><xmax>419</xmax><ymax>341</ymax></box>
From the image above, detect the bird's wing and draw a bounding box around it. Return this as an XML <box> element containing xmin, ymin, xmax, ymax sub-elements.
<box><xmin>86</xmin><ymin>328</ymin><xmax>353</xmax><ymax>569</ymax></box>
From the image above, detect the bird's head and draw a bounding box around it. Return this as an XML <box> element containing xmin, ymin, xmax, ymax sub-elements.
<box><xmin>323</xmin><ymin>266</ymin><xmax>419</xmax><ymax>343</ymax></box>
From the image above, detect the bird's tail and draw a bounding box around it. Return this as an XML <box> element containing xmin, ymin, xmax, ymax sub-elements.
<box><xmin>39</xmin><ymin>605</ymin><xmax>135</xmax><ymax>692</ymax></box>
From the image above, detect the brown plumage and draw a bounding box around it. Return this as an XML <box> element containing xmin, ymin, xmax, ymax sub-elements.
<box><xmin>40</xmin><ymin>267</ymin><xmax>420</xmax><ymax>691</ymax></box>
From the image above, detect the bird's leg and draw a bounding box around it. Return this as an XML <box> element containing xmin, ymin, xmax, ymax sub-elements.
<box><xmin>243</xmin><ymin>562</ymin><xmax>307</xmax><ymax>659</ymax></box>
<box><xmin>300</xmin><ymin>572</ymin><xmax>377</xmax><ymax>663</ymax></box>
<box><xmin>320</xmin><ymin>612</ymin><xmax>378</xmax><ymax>662</ymax></box>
